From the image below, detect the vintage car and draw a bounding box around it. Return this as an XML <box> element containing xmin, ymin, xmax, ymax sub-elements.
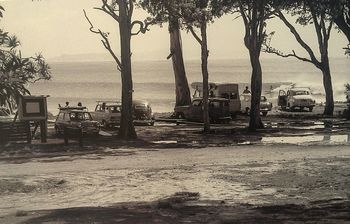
<box><xmin>174</xmin><ymin>98</ymin><xmax>231</xmax><ymax>123</ymax></box>
<box><xmin>240</xmin><ymin>94</ymin><xmax>273</xmax><ymax>116</ymax></box>
<box><xmin>55</xmin><ymin>107</ymin><xmax>100</xmax><ymax>136</ymax></box>
<box><xmin>133</xmin><ymin>100</ymin><xmax>155</xmax><ymax>126</ymax></box>
<box><xmin>90</xmin><ymin>101</ymin><xmax>121</xmax><ymax>128</ymax></box>
<box><xmin>191</xmin><ymin>82</ymin><xmax>241</xmax><ymax>117</ymax></box>
<box><xmin>278</xmin><ymin>87</ymin><xmax>316</xmax><ymax>112</ymax></box>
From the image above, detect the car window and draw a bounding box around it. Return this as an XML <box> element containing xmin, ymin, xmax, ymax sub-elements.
<box><xmin>57</xmin><ymin>112</ymin><xmax>64</xmax><ymax>120</ymax></box>
<box><xmin>192</xmin><ymin>100</ymin><xmax>202</xmax><ymax>107</ymax></box>
<box><xmin>209</xmin><ymin>101</ymin><xmax>221</xmax><ymax>108</ymax></box>
<box><xmin>70</xmin><ymin>112</ymin><xmax>92</xmax><ymax>121</ymax></box>
<box><xmin>110</xmin><ymin>106</ymin><xmax>121</xmax><ymax>113</ymax></box>
<box><xmin>295</xmin><ymin>91</ymin><xmax>309</xmax><ymax>95</ymax></box>
<box><xmin>230</xmin><ymin>92</ymin><xmax>238</xmax><ymax>99</ymax></box>
<box><xmin>261</xmin><ymin>96</ymin><xmax>267</xmax><ymax>101</ymax></box>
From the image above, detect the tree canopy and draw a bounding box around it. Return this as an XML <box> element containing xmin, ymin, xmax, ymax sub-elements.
<box><xmin>0</xmin><ymin>6</ymin><xmax>50</xmax><ymax>111</ymax></box>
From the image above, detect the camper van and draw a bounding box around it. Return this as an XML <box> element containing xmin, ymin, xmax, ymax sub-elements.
<box><xmin>191</xmin><ymin>82</ymin><xmax>241</xmax><ymax>117</ymax></box>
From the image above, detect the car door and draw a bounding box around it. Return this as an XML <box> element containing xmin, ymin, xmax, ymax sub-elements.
<box><xmin>189</xmin><ymin>100</ymin><xmax>203</xmax><ymax>121</ymax></box>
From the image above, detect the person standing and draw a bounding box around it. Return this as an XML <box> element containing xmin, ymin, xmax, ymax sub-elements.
<box><xmin>243</xmin><ymin>86</ymin><xmax>251</xmax><ymax>94</ymax></box>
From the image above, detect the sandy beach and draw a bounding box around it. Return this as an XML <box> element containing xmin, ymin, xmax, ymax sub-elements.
<box><xmin>0</xmin><ymin>105</ymin><xmax>350</xmax><ymax>223</ymax></box>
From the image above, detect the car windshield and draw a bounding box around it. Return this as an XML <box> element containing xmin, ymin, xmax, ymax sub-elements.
<box><xmin>107</xmin><ymin>106</ymin><xmax>121</xmax><ymax>113</ymax></box>
<box><xmin>293</xmin><ymin>90</ymin><xmax>310</xmax><ymax>95</ymax></box>
<box><xmin>70</xmin><ymin>112</ymin><xmax>92</xmax><ymax>121</ymax></box>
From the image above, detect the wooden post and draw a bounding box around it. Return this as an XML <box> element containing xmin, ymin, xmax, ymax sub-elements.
<box><xmin>26</xmin><ymin>121</ymin><xmax>32</xmax><ymax>144</ymax></box>
<box><xmin>64</xmin><ymin>127</ymin><xmax>69</xmax><ymax>145</ymax></box>
<box><xmin>78</xmin><ymin>128</ymin><xmax>83</xmax><ymax>147</ymax></box>
<box><xmin>40</xmin><ymin>120</ymin><xmax>47</xmax><ymax>143</ymax></box>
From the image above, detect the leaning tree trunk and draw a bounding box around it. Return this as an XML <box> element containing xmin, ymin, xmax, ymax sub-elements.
<box><xmin>200</xmin><ymin>19</ymin><xmax>210</xmax><ymax>133</ymax></box>
<box><xmin>168</xmin><ymin>17</ymin><xmax>191</xmax><ymax>106</ymax></box>
<box><xmin>248</xmin><ymin>49</ymin><xmax>264</xmax><ymax>131</ymax></box>
<box><xmin>118</xmin><ymin>0</ymin><xmax>136</xmax><ymax>139</ymax></box>
<box><xmin>320</xmin><ymin>57</ymin><xmax>334</xmax><ymax>116</ymax></box>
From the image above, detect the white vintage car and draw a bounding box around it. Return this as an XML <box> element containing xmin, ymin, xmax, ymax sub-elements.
<box><xmin>278</xmin><ymin>87</ymin><xmax>316</xmax><ymax>112</ymax></box>
<box><xmin>240</xmin><ymin>94</ymin><xmax>273</xmax><ymax>116</ymax></box>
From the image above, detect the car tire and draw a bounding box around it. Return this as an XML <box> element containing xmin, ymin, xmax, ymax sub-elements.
<box><xmin>309</xmin><ymin>107</ymin><xmax>313</xmax><ymax>112</ymax></box>
<box><xmin>55</xmin><ymin>126</ymin><xmax>61</xmax><ymax>136</ymax></box>
<box><xmin>262</xmin><ymin>112</ymin><xmax>268</xmax><ymax>117</ymax></box>
<box><xmin>177</xmin><ymin>113</ymin><xmax>185</xmax><ymax>119</ymax></box>
<box><xmin>101</xmin><ymin>120</ymin><xmax>107</xmax><ymax>128</ymax></box>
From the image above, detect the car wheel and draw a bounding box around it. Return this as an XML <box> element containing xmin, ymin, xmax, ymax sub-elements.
<box><xmin>245</xmin><ymin>107</ymin><xmax>250</xmax><ymax>115</ymax></box>
<box><xmin>309</xmin><ymin>107</ymin><xmax>313</xmax><ymax>112</ymax></box>
<box><xmin>289</xmin><ymin>106</ymin><xmax>294</xmax><ymax>112</ymax></box>
<box><xmin>177</xmin><ymin>113</ymin><xmax>185</xmax><ymax>119</ymax></box>
<box><xmin>281</xmin><ymin>106</ymin><xmax>286</xmax><ymax>111</ymax></box>
<box><xmin>55</xmin><ymin>126</ymin><xmax>61</xmax><ymax>136</ymax></box>
<box><xmin>101</xmin><ymin>120</ymin><xmax>107</xmax><ymax>128</ymax></box>
<box><xmin>149</xmin><ymin>121</ymin><xmax>155</xmax><ymax>126</ymax></box>
<box><xmin>262</xmin><ymin>112</ymin><xmax>268</xmax><ymax>117</ymax></box>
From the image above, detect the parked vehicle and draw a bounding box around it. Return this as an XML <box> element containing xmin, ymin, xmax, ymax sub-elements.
<box><xmin>240</xmin><ymin>94</ymin><xmax>273</xmax><ymax>116</ymax></box>
<box><xmin>174</xmin><ymin>98</ymin><xmax>231</xmax><ymax>123</ymax></box>
<box><xmin>55</xmin><ymin>107</ymin><xmax>100</xmax><ymax>136</ymax></box>
<box><xmin>90</xmin><ymin>101</ymin><xmax>121</xmax><ymax>128</ymax></box>
<box><xmin>133</xmin><ymin>100</ymin><xmax>155</xmax><ymax>126</ymax></box>
<box><xmin>191</xmin><ymin>82</ymin><xmax>272</xmax><ymax>117</ymax></box>
<box><xmin>191</xmin><ymin>82</ymin><xmax>240</xmax><ymax>117</ymax></box>
<box><xmin>278</xmin><ymin>87</ymin><xmax>316</xmax><ymax>112</ymax></box>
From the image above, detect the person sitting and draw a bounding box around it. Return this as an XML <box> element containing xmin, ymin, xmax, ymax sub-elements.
<box><xmin>243</xmin><ymin>86</ymin><xmax>251</xmax><ymax>94</ymax></box>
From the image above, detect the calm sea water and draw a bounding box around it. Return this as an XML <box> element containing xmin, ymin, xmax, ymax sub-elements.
<box><xmin>29</xmin><ymin>58</ymin><xmax>350</xmax><ymax>114</ymax></box>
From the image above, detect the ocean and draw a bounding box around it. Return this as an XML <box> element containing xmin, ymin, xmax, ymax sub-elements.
<box><xmin>28</xmin><ymin>58</ymin><xmax>350</xmax><ymax>115</ymax></box>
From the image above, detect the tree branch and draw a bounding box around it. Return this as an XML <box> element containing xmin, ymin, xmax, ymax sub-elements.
<box><xmin>264</xmin><ymin>47</ymin><xmax>316</xmax><ymax>65</ymax></box>
<box><xmin>94</xmin><ymin>0</ymin><xmax>119</xmax><ymax>22</ymax></box>
<box><xmin>131</xmin><ymin>19</ymin><xmax>154</xmax><ymax>36</ymax></box>
<box><xmin>83</xmin><ymin>9</ymin><xmax>122</xmax><ymax>71</ymax></box>
<box><xmin>276</xmin><ymin>10</ymin><xmax>321</xmax><ymax>67</ymax></box>
<box><xmin>187</xmin><ymin>25</ymin><xmax>202</xmax><ymax>45</ymax></box>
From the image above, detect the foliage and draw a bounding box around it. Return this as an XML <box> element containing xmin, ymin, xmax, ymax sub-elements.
<box><xmin>346</xmin><ymin>83</ymin><xmax>350</xmax><ymax>92</ymax></box>
<box><xmin>0</xmin><ymin>6</ymin><xmax>50</xmax><ymax>111</ymax></box>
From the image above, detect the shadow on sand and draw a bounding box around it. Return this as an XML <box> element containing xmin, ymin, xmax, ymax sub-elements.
<box><xmin>21</xmin><ymin>192</ymin><xmax>350</xmax><ymax>224</ymax></box>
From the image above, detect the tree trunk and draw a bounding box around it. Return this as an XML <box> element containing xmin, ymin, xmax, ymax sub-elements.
<box><xmin>248</xmin><ymin>49</ymin><xmax>264</xmax><ymax>131</ymax></box>
<box><xmin>118</xmin><ymin>0</ymin><xmax>136</xmax><ymax>139</ymax></box>
<box><xmin>168</xmin><ymin>18</ymin><xmax>191</xmax><ymax>106</ymax></box>
<box><xmin>321</xmin><ymin>58</ymin><xmax>334</xmax><ymax>116</ymax></box>
<box><xmin>200</xmin><ymin>19</ymin><xmax>210</xmax><ymax>133</ymax></box>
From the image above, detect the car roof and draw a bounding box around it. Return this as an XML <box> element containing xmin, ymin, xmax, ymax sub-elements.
<box><xmin>133</xmin><ymin>100</ymin><xmax>149</xmax><ymax>105</ymax></box>
<box><xmin>59</xmin><ymin>106</ymin><xmax>87</xmax><ymax>111</ymax></box>
<box><xmin>69</xmin><ymin>110</ymin><xmax>90</xmax><ymax>113</ymax></box>
<box><xmin>97</xmin><ymin>101</ymin><xmax>121</xmax><ymax>105</ymax></box>
<box><xmin>290</xmin><ymin>87</ymin><xmax>310</xmax><ymax>91</ymax></box>
<box><xmin>193</xmin><ymin>97</ymin><xmax>229</xmax><ymax>101</ymax></box>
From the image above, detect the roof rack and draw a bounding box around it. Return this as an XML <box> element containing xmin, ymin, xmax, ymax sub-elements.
<box><xmin>58</xmin><ymin>106</ymin><xmax>87</xmax><ymax>111</ymax></box>
<box><xmin>96</xmin><ymin>100</ymin><xmax>121</xmax><ymax>104</ymax></box>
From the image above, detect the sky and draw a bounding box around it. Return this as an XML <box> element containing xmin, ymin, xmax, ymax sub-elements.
<box><xmin>0</xmin><ymin>0</ymin><xmax>349</xmax><ymax>61</ymax></box>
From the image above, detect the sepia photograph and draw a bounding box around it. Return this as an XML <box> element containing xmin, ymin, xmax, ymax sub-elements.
<box><xmin>0</xmin><ymin>0</ymin><xmax>349</xmax><ymax>223</ymax></box>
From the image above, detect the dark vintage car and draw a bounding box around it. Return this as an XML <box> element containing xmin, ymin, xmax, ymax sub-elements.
<box><xmin>55</xmin><ymin>107</ymin><xmax>100</xmax><ymax>136</ymax></box>
<box><xmin>132</xmin><ymin>100</ymin><xmax>155</xmax><ymax>126</ymax></box>
<box><xmin>174</xmin><ymin>98</ymin><xmax>231</xmax><ymax>123</ymax></box>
